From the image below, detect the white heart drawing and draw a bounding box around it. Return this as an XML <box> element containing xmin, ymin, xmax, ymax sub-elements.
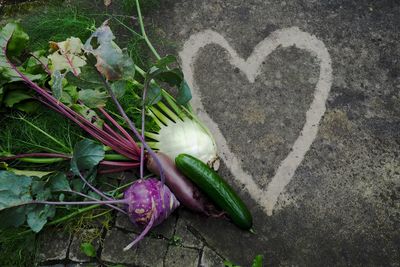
<box><xmin>180</xmin><ymin>27</ymin><xmax>333</xmax><ymax>216</ymax></box>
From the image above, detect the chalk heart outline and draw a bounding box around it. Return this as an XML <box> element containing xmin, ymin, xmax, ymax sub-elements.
<box><xmin>179</xmin><ymin>27</ymin><xmax>333</xmax><ymax>216</ymax></box>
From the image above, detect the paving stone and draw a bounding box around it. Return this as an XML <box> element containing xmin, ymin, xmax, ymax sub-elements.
<box><xmin>101</xmin><ymin>228</ymin><xmax>138</xmax><ymax>264</ymax></box>
<box><xmin>115</xmin><ymin>212</ymin><xmax>177</xmax><ymax>239</ymax></box>
<box><xmin>101</xmin><ymin>228</ymin><xmax>168</xmax><ymax>266</ymax></box>
<box><xmin>135</xmin><ymin>235</ymin><xmax>169</xmax><ymax>267</ymax></box>
<box><xmin>66</xmin><ymin>264</ymin><xmax>99</xmax><ymax>267</ymax></box>
<box><xmin>200</xmin><ymin>247</ymin><xmax>225</xmax><ymax>267</ymax></box>
<box><xmin>68</xmin><ymin>229</ymin><xmax>101</xmax><ymax>263</ymax></box>
<box><xmin>165</xmin><ymin>246</ymin><xmax>200</xmax><ymax>267</ymax></box>
<box><xmin>175</xmin><ymin>210</ymin><xmax>203</xmax><ymax>249</ymax></box>
<box><xmin>36</xmin><ymin>228</ymin><xmax>71</xmax><ymax>263</ymax></box>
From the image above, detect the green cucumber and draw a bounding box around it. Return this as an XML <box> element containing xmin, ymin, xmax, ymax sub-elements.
<box><xmin>175</xmin><ymin>154</ymin><xmax>253</xmax><ymax>230</ymax></box>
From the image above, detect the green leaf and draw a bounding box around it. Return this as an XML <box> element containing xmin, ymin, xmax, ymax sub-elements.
<box><xmin>70</xmin><ymin>139</ymin><xmax>105</xmax><ymax>176</ymax></box>
<box><xmin>65</xmin><ymin>65</ymin><xmax>103</xmax><ymax>91</ymax></box>
<box><xmin>177</xmin><ymin>80</ymin><xmax>192</xmax><ymax>105</ymax></box>
<box><xmin>26</xmin><ymin>205</ymin><xmax>56</xmax><ymax>232</ymax></box>
<box><xmin>84</xmin><ymin>21</ymin><xmax>135</xmax><ymax>81</ymax></box>
<box><xmin>80</xmin><ymin>242</ymin><xmax>96</xmax><ymax>257</ymax></box>
<box><xmin>51</xmin><ymin>70</ymin><xmax>64</xmax><ymax>100</ymax></box>
<box><xmin>150</xmin><ymin>67</ymin><xmax>183</xmax><ymax>86</ymax></box>
<box><xmin>31</xmin><ymin>180</ymin><xmax>52</xmax><ymax>200</ymax></box>
<box><xmin>78</xmin><ymin>89</ymin><xmax>108</xmax><ymax>108</ymax></box>
<box><xmin>48</xmin><ymin>173</ymin><xmax>71</xmax><ymax>192</ymax></box>
<box><xmin>14</xmin><ymin>100</ymin><xmax>41</xmax><ymax>113</ymax></box>
<box><xmin>5</xmin><ymin>23</ymin><xmax>29</xmax><ymax>57</ymax></box>
<box><xmin>6</xmin><ymin>168</ymin><xmax>53</xmax><ymax>178</ymax></box>
<box><xmin>110</xmin><ymin>80</ymin><xmax>131</xmax><ymax>99</ymax></box>
<box><xmin>0</xmin><ymin>23</ymin><xmax>42</xmax><ymax>86</ymax></box>
<box><xmin>0</xmin><ymin>206</ymin><xmax>27</xmax><ymax>228</ymax></box>
<box><xmin>251</xmin><ymin>255</ymin><xmax>263</xmax><ymax>267</ymax></box>
<box><xmin>146</xmin><ymin>84</ymin><xmax>162</xmax><ymax>105</ymax></box>
<box><xmin>0</xmin><ymin>171</ymin><xmax>32</xmax><ymax>211</ymax></box>
<box><xmin>3</xmin><ymin>89</ymin><xmax>32</xmax><ymax>107</ymax></box>
<box><xmin>71</xmin><ymin>104</ymin><xmax>104</xmax><ymax>128</ymax></box>
<box><xmin>155</xmin><ymin>55</ymin><xmax>176</xmax><ymax>68</ymax></box>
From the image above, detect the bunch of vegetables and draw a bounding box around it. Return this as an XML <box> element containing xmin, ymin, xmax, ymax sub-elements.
<box><xmin>0</xmin><ymin>0</ymin><xmax>252</xmax><ymax>251</ymax></box>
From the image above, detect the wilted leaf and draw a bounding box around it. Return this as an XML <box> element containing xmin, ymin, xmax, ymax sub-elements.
<box><xmin>51</xmin><ymin>70</ymin><xmax>64</xmax><ymax>100</ymax></box>
<box><xmin>78</xmin><ymin>89</ymin><xmax>108</xmax><ymax>108</ymax></box>
<box><xmin>0</xmin><ymin>171</ymin><xmax>32</xmax><ymax>211</ymax></box>
<box><xmin>84</xmin><ymin>21</ymin><xmax>135</xmax><ymax>81</ymax></box>
<box><xmin>70</xmin><ymin>139</ymin><xmax>105</xmax><ymax>176</ymax></box>
<box><xmin>48</xmin><ymin>37</ymin><xmax>87</xmax><ymax>75</ymax></box>
<box><xmin>7</xmin><ymin>168</ymin><xmax>53</xmax><ymax>178</ymax></box>
<box><xmin>104</xmin><ymin>0</ymin><xmax>112</xmax><ymax>7</ymax></box>
<box><xmin>14</xmin><ymin>100</ymin><xmax>41</xmax><ymax>113</ymax></box>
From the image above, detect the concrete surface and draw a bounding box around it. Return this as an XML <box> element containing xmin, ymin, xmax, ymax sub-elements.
<box><xmin>1</xmin><ymin>0</ymin><xmax>399</xmax><ymax>266</ymax></box>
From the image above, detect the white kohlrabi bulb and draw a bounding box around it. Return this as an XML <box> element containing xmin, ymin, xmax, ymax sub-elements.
<box><xmin>157</xmin><ymin>118</ymin><xmax>217</xmax><ymax>165</ymax></box>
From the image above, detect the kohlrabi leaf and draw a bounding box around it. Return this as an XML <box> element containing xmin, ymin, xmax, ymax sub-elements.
<box><xmin>84</xmin><ymin>21</ymin><xmax>135</xmax><ymax>81</ymax></box>
<box><xmin>0</xmin><ymin>171</ymin><xmax>32</xmax><ymax>211</ymax></box>
<box><xmin>0</xmin><ymin>23</ymin><xmax>43</xmax><ymax>86</ymax></box>
<box><xmin>78</xmin><ymin>89</ymin><xmax>108</xmax><ymax>108</ymax></box>
<box><xmin>70</xmin><ymin>139</ymin><xmax>105</xmax><ymax>175</ymax></box>
<box><xmin>0</xmin><ymin>206</ymin><xmax>27</xmax><ymax>228</ymax></box>
<box><xmin>48</xmin><ymin>37</ymin><xmax>87</xmax><ymax>76</ymax></box>
<box><xmin>6</xmin><ymin>168</ymin><xmax>53</xmax><ymax>178</ymax></box>
<box><xmin>71</xmin><ymin>104</ymin><xmax>104</xmax><ymax>128</ymax></box>
<box><xmin>48</xmin><ymin>173</ymin><xmax>71</xmax><ymax>192</ymax></box>
<box><xmin>26</xmin><ymin>205</ymin><xmax>56</xmax><ymax>233</ymax></box>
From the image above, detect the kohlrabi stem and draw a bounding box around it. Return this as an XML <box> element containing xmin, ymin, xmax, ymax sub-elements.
<box><xmin>76</xmin><ymin>170</ymin><xmax>114</xmax><ymax>202</ymax></box>
<box><xmin>135</xmin><ymin>0</ymin><xmax>161</xmax><ymax>60</ymax></box>
<box><xmin>99</xmin><ymin>75</ymin><xmax>165</xmax><ymax>184</ymax></box>
<box><xmin>64</xmin><ymin>190</ymin><xmax>127</xmax><ymax>215</ymax></box>
<box><xmin>31</xmin><ymin>199</ymin><xmax>127</xmax><ymax>206</ymax></box>
<box><xmin>140</xmin><ymin>78</ymin><xmax>150</xmax><ymax>179</ymax></box>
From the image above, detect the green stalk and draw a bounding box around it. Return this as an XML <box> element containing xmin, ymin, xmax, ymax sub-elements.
<box><xmin>18</xmin><ymin>157</ymin><xmax>66</xmax><ymax>164</ymax></box>
<box><xmin>135</xmin><ymin>0</ymin><xmax>161</xmax><ymax>60</ymax></box>
<box><xmin>149</xmin><ymin>106</ymin><xmax>172</xmax><ymax>125</ymax></box>
<box><xmin>103</xmin><ymin>154</ymin><xmax>131</xmax><ymax>161</ymax></box>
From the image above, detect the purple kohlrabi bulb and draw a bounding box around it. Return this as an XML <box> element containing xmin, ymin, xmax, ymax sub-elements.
<box><xmin>124</xmin><ymin>178</ymin><xmax>180</xmax><ymax>228</ymax></box>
